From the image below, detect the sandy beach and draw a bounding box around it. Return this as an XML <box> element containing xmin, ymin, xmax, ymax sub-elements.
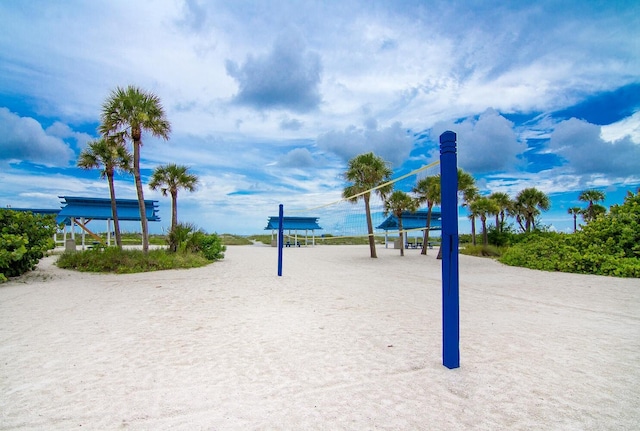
<box><xmin>1</xmin><ymin>244</ymin><xmax>639</xmax><ymax>430</ymax></box>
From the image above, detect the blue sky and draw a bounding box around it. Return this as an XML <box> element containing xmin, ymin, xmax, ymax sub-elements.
<box><xmin>1</xmin><ymin>0</ymin><xmax>639</xmax><ymax>235</ymax></box>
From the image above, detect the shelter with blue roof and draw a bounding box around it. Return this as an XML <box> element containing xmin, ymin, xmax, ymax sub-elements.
<box><xmin>265</xmin><ymin>216</ymin><xmax>322</xmax><ymax>247</ymax></box>
<box><xmin>376</xmin><ymin>210</ymin><xmax>442</xmax><ymax>248</ymax></box>
<box><xmin>57</xmin><ymin>196</ymin><xmax>160</xmax><ymax>247</ymax></box>
<box><xmin>5</xmin><ymin>196</ymin><xmax>160</xmax><ymax>249</ymax></box>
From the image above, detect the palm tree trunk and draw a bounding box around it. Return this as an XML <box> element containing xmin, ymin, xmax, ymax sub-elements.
<box><xmin>364</xmin><ymin>193</ymin><xmax>377</xmax><ymax>258</ymax></box>
<box><xmin>133</xmin><ymin>140</ymin><xmax>149</xmax><ymax>253</ymax></box>
<box><xmin>171</xmin><ymin>190</ymin><xmax>178</xmax><ymax>232</ymax></box>
<box><xmin>107</xmin><ymin>172</ymin><xmax>123</xmax><ymax>249</ymax></box>
<box><xmin>482</xmin><ymin>216</ymin><xmax>488</xmax><ymax>246</ymax></box>
<box><xmin>471</xmin><ymin>215</ymin><xmax>477</xmax><ymax>246</ymax></box>
<box><xmin>573</xmin><ymin>214</ymin><xmax>577</xmax><ymax>232</ymax></box>
<box><xmin>421</xmin><ymin>204</ymin><xmax>433</xmax><ymax>255</ymax></box>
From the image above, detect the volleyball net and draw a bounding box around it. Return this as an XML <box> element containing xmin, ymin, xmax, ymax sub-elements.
<box><xmin>281</xmin><ymin>160</ymin><xmax>441</xmax><ymax>242</ymax></box>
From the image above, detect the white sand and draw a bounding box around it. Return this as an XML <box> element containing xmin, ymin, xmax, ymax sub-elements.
<box><xmin>1</xmin><ymin>244</ymin><xmax>639</xmax><ymax>430</ymax></box>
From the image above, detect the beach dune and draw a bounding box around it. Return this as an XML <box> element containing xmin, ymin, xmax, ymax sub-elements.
<box><xmin>1</xmin><ymin>244</ymin><xmax>638</xmax><ymax>430</ymax></box>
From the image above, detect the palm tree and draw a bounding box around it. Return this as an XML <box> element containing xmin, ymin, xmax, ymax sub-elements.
<box><xmin>489</xmin><ymin>192</ymin><xmax>511</xmax><ymax>232</ymax></box>
<box><xmin>469</xmin><ymin>197</ymin><xmax>500</xmax><ymax>246</ymax></box>
<box><xmin>578</xmin><ymin>189</ymin><xmax>606</xmax><ymax>223</ymax></box>
<box><xmin>514</xmin><ymin>187</ymin><xmax>550</xmax><ymax>232</ymax></box>
<box><xmin>458</xmin><ymin>169</ymin><xmax>479</xmax><ymax>244</ymax></box>
<box><xmin>99</xmin><ymin>85</ymin><xmax>171</xmax><ymax>253</ymax></box>
<box><xmin>343</xmin><ymin>152</ymin><xmax>393</xmax><ymax>258</ymax></box>
<box><xmin>384</xmin><ymin>190</ymin><xmax>418</xmax><ymax>256</ymax></box>
<box><xmin>412</xmin><ymin>175</ymin><xmax>441</xmax><ymax>255</ymax></box>
<box><xmin>149</xmin><ymin>164</ymin><xmax>199</xmax><ymax>233</ymax></box>
<box><xmin>567</xmin><ymin>206</ymin><xmax>582</xmax><ymax>232</ymax></box>
<box><xmin>77</xmin><ymin>135</ymin><xmax>132</xmax><ymax>248</ymax></box>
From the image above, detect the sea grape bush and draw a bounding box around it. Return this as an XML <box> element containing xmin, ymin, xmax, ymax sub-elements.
<box><xmin>0</xmin><ymin>210</ymin><xmax>57</xmax><ymax>282</ymax></box>
<box><xmin>500</xmin><ymin>189</ymin><xmax>640</xmax><ymax>277</ymax></box>
<box><xmin>167</xmin><ymin>223</ymin><xmax>226</xmax><ymax>261</ymax></box>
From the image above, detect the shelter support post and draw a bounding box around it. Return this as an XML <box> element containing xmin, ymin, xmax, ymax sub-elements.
<box><xmin>440</xmin><ymin>130</ymin><xmax>460</xmax><ymax>369</ymax></box>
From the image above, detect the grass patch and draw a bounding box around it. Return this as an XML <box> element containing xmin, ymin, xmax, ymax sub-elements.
<box><xmin>460</xmin><ymin>244</ymin><xmax>503</xmax><ymax>257</ymax></box>
<box><xmin>219</xmin><ymin>233</ymin><xmax>253</xmax><ymax>245</ymax></box>
<box><xmin>56</xmin><ymin>247</ymin><xmax>210</xmax><ymax>274</ymax></box>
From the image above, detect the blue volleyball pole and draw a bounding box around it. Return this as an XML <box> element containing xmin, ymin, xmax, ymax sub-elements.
<box><xmin>440</xmin><ymin>131</ymin><xmax>460</xmax><ymax>369</ymax></box>
<box><xmin>277</xmin><ymin>204</ymin><xmax>284</xmax><ymax>276</ymax></box>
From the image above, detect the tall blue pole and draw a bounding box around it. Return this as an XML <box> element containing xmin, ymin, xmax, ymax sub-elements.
<box><xmin>440</xmin><ymin>131</ymin><xmax>460</xmax><ymax>369</ymax></box>
<box><xmin>277</xmin><ymin>204</ymin><xmax>284</xmax><ymax>276</ymax></box>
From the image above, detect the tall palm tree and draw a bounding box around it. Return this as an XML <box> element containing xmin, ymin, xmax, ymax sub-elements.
<box><xmin>470</xmin><ymin>197</ymin><xmax>500</xmax><ymax>246</ymax></box>
<box><xmin>412</xmin><ymin>175</ymin><xmax>441</xmax><ymax>255</ymax></box>
<box><xmin>578</xmin><ymin>189</ymin><xmax>606</xmax><ymax>223</ymax></box>
<box><xmin>567</xmin><ymin>206</ymin><xmax>582</xmax><ymax>232</ymax></box>
<box><xmin>343</xmin><ymin>152</ymin><xmax>393</xmax><ymax>258</ymax></box>
<box><xmin>99</xmin><ymin>85</ymin><xmax>171</xmax><ymax>253</ymax></box>
<box><xmin>149</xmin><ymin>164</ymin><xmax>199</xmax><ymax>232</ymax></box>
<box><xmin>514</xmin><ymin>187</ymin><xmax>550</xmax><ymax>232</ymax></box>
<box><xmin>77</xmin><ymin>135</ymin><xmax>132</xmax><ymax>248</ymax></box>
<box><xmin>489</xmin><ymin>192</ymin><xmax>511</xmax><ymax>232</ymax></box>
<box><xmin>384</xmin><ymin>190</ymin><xmax>418</xmax><ymax>256</ymax></box>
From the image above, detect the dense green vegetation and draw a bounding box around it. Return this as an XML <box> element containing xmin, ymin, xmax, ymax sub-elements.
<box><xmin>57</xmin><ymin>247</ymin><xmax>210</xmax><ymax>273</ymax></box>
<box><xmin>1</xmin><ymin>210</ymin><xmax>58</xmax><ymax>282</ymax></box>
<box><xmin>57</xmin><ymin>228</ymin><xmax>226</xmax><ymax>273</ymax></box>
<box><xmin>499</xmin><ymin>190</ymin><xmax>640</xmax><ymax>277</ymax></box>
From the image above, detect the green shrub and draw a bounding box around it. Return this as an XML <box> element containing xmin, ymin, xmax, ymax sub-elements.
<box><xmin>460</xmin><ymin>244</ymin><xmax>503</xmax><ymax>257</ymax></box>
<box><xmin>56</xmin><ymin>247</ymin><xmax>210</xmax><ymax>273</ymax></box>
<box><xmin>1</xmin><ymin>210</ymin><xmax>57</xmax><ymax>282</ymax></box>
<box><xmin>193</xmin><ymin>233</ymin><xmax>226</xmax><ymax>261</ymax></box>
<box><xmin>166</xmin><ymin>223</ymin><xmax>226</xmax><ymax>261</ymax></box>
<box><xmin>487</xmin><ymin>224</ymin><xmax>517</xmax><ymax>247</ymax></box>
<box><xmin>499</xmin><ymin>191</ymin><xmax>640</xmax><ymax>277</ymax></box>
<box><xmin>499</xmin><ymin>233</ymin><xmax>578</xmax><ymax>272</ymax></box>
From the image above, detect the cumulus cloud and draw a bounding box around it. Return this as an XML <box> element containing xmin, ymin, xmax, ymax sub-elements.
<box><xmin>548</xmin><ymin>117</ymin><xmax>640</xmax><ymax>176</ymax></box>
<box><xmin>46</xmin><ymin>121</ymin><xmax>93</xmax><ymax>150</ymax></box>
<box><xmin>278</xmin><ymin>148</ymin><xmax>315</xmax><ymax>168</ymax></box>
<box><xmin>226</xmin><ymin>32</ymin><xmax>322</xmax><ymax>113</ymax></box>
<box><xmin>431</xmin><ymin>108</ymin><xmax>525</xmax><ymax>173</ymax></box>
<box><xmin>600</xmin><ymin>110</ymin><xmax>640</xmax><ymax>144</ymax></box>
<box><xmin>0</xmin><ymin>108</ymin><xmax>75</xmax><ymax>166</ymax></box>
<box><xmin>316</xmin><ymin>121</ymin><xmax>413</xmax><ymax>166</ymax></box>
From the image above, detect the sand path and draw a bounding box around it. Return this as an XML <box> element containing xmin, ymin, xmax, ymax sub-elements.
<box><xmin>1</xmin><ymin>244</ymin><xmax>639</xmax><ymax>430</ymax></box>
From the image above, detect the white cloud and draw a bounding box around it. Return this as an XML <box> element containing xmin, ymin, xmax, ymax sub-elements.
<box><xmin>549</xmin><ymin>117</ymin><xmax>640</xmax><ymax>176</ymax></box>
<box><xmin>226</xmin><ymin>30</ymin><xmax>322</xmax><ymax>113</ymax></box>
<box><xmin>431</xmin><ymin>108</ymin><xmax>525</xmax><ymax>173</ymax></box>
<box><xmin>0</xmin><ymin>108</ymin><xmax>75</xmax><ymax>166</ymax></box>
<box><xmin>317</xmin><ymin>121</ymin><xmax>413</xmax><ymax>166</ymax></box>
<box><xmin>601</xmin><ymin>111</ymin><xmax>640</xmax><ymax>144</ymax></box>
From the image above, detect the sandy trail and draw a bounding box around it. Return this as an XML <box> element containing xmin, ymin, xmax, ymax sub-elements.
<box><xmin>1</xmin><ymin>244</ymin><xmax>639</xmax><ymax>430</ymax></box>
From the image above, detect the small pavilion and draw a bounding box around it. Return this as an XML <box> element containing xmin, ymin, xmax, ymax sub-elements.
<box><xmin>376</xmin><ymin>210</ymin><xmax>442</xmax><ymax>248</ymax></box>
<box><xmin>56</xmin><ymin>196</ymin><xmax>160</xmax><ymax>248</ymax></box>
<box><xmin>265</xmin><ymin>216</ymin><xmax>322</xmax><ymax>247</ymax></box>
<box><xmin>5</xmin><ymin>197</ymin><xmax>160</xmax><ymax>249</ymax></box>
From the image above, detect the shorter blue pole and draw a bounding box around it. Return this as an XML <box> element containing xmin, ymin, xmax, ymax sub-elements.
<box><xmin>277</xmin><ymin>204</ymin><xmax>284</xmax><ymax>276</ymax></box>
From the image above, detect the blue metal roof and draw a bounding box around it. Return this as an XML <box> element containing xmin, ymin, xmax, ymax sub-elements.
<box><xmin>376</xmin><ymin>210</ymin><xmax>442</xmax><ymax>231</ymax></box>
<box><xmin>265</xmin><ymin>216</ymin><xmax>322</xmax><ymax>230</ymax></box>
<box><xmin>57</xmin><ymin>196</ymin><xmax>160</xmax><ymax>223</ymax></box>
